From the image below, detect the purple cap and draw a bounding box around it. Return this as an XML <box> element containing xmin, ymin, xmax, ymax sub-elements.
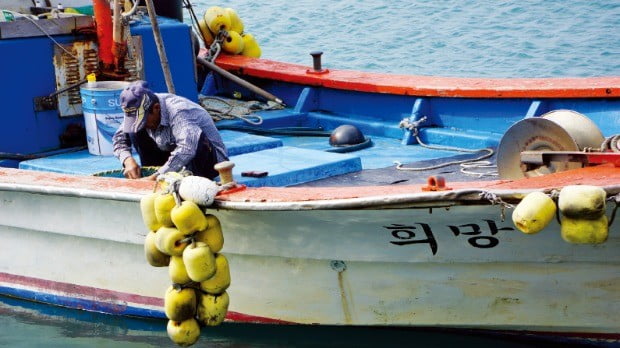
<box><xmin>120</xmin><ymin>81</ymin><xmax>157</xmax><ymax>133</ymax></box>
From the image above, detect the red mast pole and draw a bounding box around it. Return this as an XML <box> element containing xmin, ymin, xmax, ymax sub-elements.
<box><xmin>92</xmin><ymin>0</ymin><xmax>114</xmax><ymax>71</ymax></box>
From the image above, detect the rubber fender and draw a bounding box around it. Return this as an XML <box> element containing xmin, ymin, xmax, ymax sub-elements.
<box><xmin>558</xmin><ymin>185</ymin><xmax>607</xmax><ymax>219</ymax></box>
<box><xmin>241</xmin><ymin>33</ymin><xmax>261</xmax><ymax>58</ymax></box>
<box><xmin>222</xmin><ymin>30</ymin><xmax>244</xmax><ymax>54</ymax></box>
<box><xmin>199</xmin><ymin>253</ymin><xmax>231</xmax><ymax>295</ymax></box>
<box><xmin>164</xmin><ymin>285</ymin><xmax>197</xmax><ymax>322</ymax></box>
<box><xmin>196</xmin><ymin>291</ymin><xmax>229</xmax><ymax>326</ymax></box>
<box><xmin>561</xmin><ymin>214</ymin><xmax>608</xmax><ymax>244</ymax></box>
<box><xmin>204</xmin><ymin>6</ymin><xmax>231</xmax><ymax>34</ymax></box>
<box><xmin>171</xmin><ymin>201</ymin><xmax>208</xmax><ymax>235</ymax></box>
<box><xmin>183</xmin><ymin>242</ymin><xmax>216</xmax><ymax>282</ymax></box>
<box><xmin>225</xmin><ymin>8</ymin><xmax>244</xmax><ymax>33</ymax></box>
<box><xmin>512</xmin><ymin>191</ymin><xmax>557</xmax><ymax>234</ymax></box>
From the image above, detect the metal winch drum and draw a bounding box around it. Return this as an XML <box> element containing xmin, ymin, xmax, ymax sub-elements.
<box><xmin>497</xmin><ymin>110</ymin><xmax>605</xmax><ymax>179</ymax></box>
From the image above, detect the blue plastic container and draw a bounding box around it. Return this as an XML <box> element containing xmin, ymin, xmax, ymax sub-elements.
<box><xmin>80</xmin><ymin>81</ymin><xmax>129</xmax><ymax>156</ymax></box>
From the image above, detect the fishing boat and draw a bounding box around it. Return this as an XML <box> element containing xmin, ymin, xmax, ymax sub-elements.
<box><xmin>0</xmin><ymin>0</ymin><xmax>618</xmax><ymax>344</ymax></box>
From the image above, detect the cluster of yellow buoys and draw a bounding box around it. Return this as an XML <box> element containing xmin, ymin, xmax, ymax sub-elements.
<box><xmin>198</xmin><ymin>6</ymin><xmax>261</xmax><ymax>58</ymax></box>
<box><xmin>512</xmin><ymin>185</ymin><xmax>609</xmax><ymax>244</ymax></box>
<box><xmin>141</xmin><ymin>175</ymin><xmax>230</xmax><ymax>347</ymax></box>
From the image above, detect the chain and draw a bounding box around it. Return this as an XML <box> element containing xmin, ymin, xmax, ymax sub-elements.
<box><xmin>204</xmin><ymin>31</ymin><xmax>227</xmax><ymax>63</ymax></box>
<box><xmin>478</xmin><ymin>191</ymin><xmax>514</xmax><ymax>221</ymax></box>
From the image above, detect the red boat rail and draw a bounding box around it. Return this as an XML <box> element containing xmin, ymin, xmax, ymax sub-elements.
<box><xmin>0</xmin><ymin>165</ymin><xmax>618</xmax><ymax>203</ymax></box>
<box><xmin>213</xmin><ymin>54</ymin><xmax>620</xmax><ymax>99</ymax></box>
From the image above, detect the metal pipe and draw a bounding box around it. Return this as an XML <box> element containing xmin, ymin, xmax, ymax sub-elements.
<box><xmin>111</xmin><ymin>0</ymin><xmax>128</xmax><ymax>74</ymax></box>
<box><xmin>112</xmin><ymin>0</ymin><xmax>122</xmax><ymax>44</ymax></box>
<box><xmin>144</xmin><ymin>0</ymin><xmax>176</xmax><ymax>93</ymax></box>
<box><xmin>48</xmin><ymin>79</ymin><xmax>87</xmax><ymax>98</ymax></box>
<box><xmin>92</xmin><ymin>0</ymin><xmax>114</xmax><ymax>68</ymax></box>
<box><xmin>196</xmin><ymin>56</ymin><xmax>284</xmax><ymax>105</ymax></box>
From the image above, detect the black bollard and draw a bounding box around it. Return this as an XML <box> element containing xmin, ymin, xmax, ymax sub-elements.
<box><xmin>307</xmin><ymin>51</ymin><xmax>329</xmax><ymax>74</ymax></box>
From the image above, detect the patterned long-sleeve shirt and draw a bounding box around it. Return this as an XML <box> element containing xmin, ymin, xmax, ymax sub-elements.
<box><xmin>112</xmin><ymin>93</ymin><xmax>228</xmax><ymax>174</ymax></box>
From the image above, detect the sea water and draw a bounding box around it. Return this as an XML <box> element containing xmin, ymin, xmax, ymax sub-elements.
<box><xmin>191</xmin><ymin>0</ymin><xmax>619</xmax><ymax>78</ymax></box>
<box><xmin>1</xmin><ymin>1</ymin><xmax>618</xmax><ymax>347</ymax></box>
<box><xmin>0</xmin><ymin>296</ymin><xmax>578</xmax><ymax>348</ymax></box>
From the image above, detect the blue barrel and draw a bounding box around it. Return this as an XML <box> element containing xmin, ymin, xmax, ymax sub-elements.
<box><xmin>80</xmin><ymin>81</ymin><xmax>129</xmax><ymax>156</ymax></box>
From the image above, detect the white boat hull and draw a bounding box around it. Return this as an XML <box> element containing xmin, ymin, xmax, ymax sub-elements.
<box><xmin>0</xmin><ymin>182</ymin><xmax>618</xmax><ymax>336</ymax></box>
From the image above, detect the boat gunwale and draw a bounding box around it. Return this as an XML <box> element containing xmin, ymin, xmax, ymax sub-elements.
<box><xmin>0</xmin><ymin>167</ymin><xmax>618</xmax><ymax>211</ymax></box>
<box><xmin>212</xmin><ymin>54</ymin><xmax>620</xmax><ymax>98</ymax></box>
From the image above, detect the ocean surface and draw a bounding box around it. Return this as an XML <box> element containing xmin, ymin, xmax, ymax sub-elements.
<box><xmin>0</xmin><ymin>296</ymin><xmax>592</xmax><ymax>348</ymax></box>
<box><xmin>1</xmin><ymin>1</ymin><xmax>618</xmax><ymax>347</ymax></box>
<box><xmin>191</xmin><ymin>0</ymin><xmax>619</xmax><ymax>78</ymax></box>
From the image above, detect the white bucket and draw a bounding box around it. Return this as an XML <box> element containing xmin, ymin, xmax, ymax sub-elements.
<box><xmin>80</xmin><ymin>81</ymin><xmax>130</xmax><ymax>156</ymax></box>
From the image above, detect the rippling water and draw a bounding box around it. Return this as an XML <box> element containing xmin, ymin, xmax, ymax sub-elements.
<box><xmin>191</xmin><ymin>0</ymin><xmax>620</xmax><ymax>77</ymax></box>
<box><xmin>1</xmin><ymin>296</ymin><xmax>583</xmax><ymax>348</ymax></box>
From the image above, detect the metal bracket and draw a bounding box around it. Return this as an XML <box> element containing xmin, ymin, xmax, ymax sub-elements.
<box><xmin>521</xmin><ymin>151</ymin><xmax>620</xmax><ymax>167</ymax></box>
<box><xmin>422</xmin><ymin>175</ymin><xmax>452</xmax><ymax>191</ymax></box>
<box><xmin>33</xmin><ymin>96</ymin><xmax>57</xmax><ymax>111</ymax></box>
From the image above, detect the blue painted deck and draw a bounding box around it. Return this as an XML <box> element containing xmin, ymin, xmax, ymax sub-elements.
<box><xmin>229</xmin><ymin>146</ymin><xmax>361</xmax><ymax>187</ymax></box>
<box><xmin>219</xmin><ymin>130</ymin><xmax>282</xmax><ymax>156</ymax></box>
<box><xmin>19</xmin><ymin>131</ymin><xmax>362</xmax><ymax>186</ymax></box>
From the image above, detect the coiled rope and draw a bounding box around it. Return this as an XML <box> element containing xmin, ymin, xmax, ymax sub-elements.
<box><xmin>395</xmin><ymin>116</ymin><xmax>497</xmax><ymax>176</ymax></box>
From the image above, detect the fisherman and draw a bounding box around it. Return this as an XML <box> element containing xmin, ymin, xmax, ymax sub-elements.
<box><xmin>112</xmin><ymin>80</ymin><xmax>228</xmax><ymax>180</ymax></box>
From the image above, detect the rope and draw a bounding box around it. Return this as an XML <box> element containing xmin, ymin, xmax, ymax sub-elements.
<box><xmin>459</xmin><ymin>161</ymin><xmax>498</xmax><ymax>177</ymax></box>
<box><xmin>394</xmin><ymin>148</ymin><xmax>494</xmax><ymax>172</ymax></box>
<box><xmin>478</xmin><ymin>191</ymin><xmax>514</xmax><ymax>221</ymax></box>
<box><xmin>396</xmin><ymin>116</ymin><xmax>497</xmax><ymax>174</ymax></box>
<box><xmin>4</xmin><ymin>10</ymin><xmax>79</xmax><ymax>60</ymax></box>
<box><xmin>199</xmin><ymin>96</ymin><xmax>265</xmax><ymax>125</ymax></box>
<box><xmin>215</xmin><ymin>125</ymin><xmax>331</xmax><ymax>136</ymax></box>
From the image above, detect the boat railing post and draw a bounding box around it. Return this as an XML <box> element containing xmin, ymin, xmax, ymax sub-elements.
<box><xmin>401</xmin><ymin>98</ymin><xmax>430</xmax><ymax>145</ymax></box>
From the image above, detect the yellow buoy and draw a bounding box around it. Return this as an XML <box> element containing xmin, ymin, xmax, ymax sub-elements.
<box><xmin>164</xmin><ymin>285</ymin><xmax>197</xmax><ymax>322</ymax></box>
<box><xmin>240</xmin><ymin>33</ymin><xmax>261</xmax><ymax>58</ymax></box>
<box><xmin>144</xmin><ymin>231</ymin><xmax>170</xmax><ymax>267</ymax></box>
<box><xmin>140</xmin><ymin>193</ymin><xmax>162</xmax><ymax>231</ymax></box>
<box><xmin>154</xmin><ymin>193</ymin><xmax>177</xmax><ymax>227</ymax></box>
<box><xmin>183</xmin><ymin>242</ymin><xmax>216</xmax><ymax>282</ymax></box>
<box><xmin>196</xmin><ymin>291</ymin><xmax>229</xmax><ymax>326</ymax></box>
<box><xmin>222</xmin><ymin>30</ymin><xmax>244</xmax><ymax>54</ymax></box>
<box><xmin>204</xmin><ymin>6</ymin><xmax>231</xmax><ymax>34</ymax></box>
<box><xmin>225</xmin><ymin>8</ymin><xmax>244</xmax><ymax>34</ymax></box>
<box><xmin>194</xmin><ymin>214</ymin><xmax>224</xmax><ymax>253</ymax></box>
<box><xmin>155</xmin><ymin>226</ymin><xmax>190</xmax><ymax>256</ymax></box>
<box><xmin>169</xmin><ymin>256</ymin><xmax>192</xmax><ymax>285</ymax></box>
<box><xmin>200</xmin><ymin>253</ymin><xmax>231</xmax><ymax>295</ymax></box>
<box><xmin>171</xmin><ymin>201</ymin><xmax>208</xmax><ymax>235</ymax></box>
<box><xmin>512</xmin><ymin>191</ymin><xmax>557</xmax><ymax>234</ymax></box>
<box><xmin>167</xmin><ymin>318</ymin><xmax>200</xmax><ymax>347</ymax></box>
<box><xmin>561</xmin><ymin>214</ymin><xmax>608</xmax><ymax>244</ymax></box>
<box><xmin>197</xmin><ymin>18</ymin><xmax>215</xmax><ymax>46</ymax></box>
<box><xmin>558</xmin><ymin>185</ymin><xmax>607</xmax><ymax>219</ymax></box>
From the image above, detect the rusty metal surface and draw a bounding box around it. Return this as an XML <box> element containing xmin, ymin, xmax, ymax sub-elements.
<box><xmin>51</xmin><ymin>36</ymin><xmax>143</xmax><ymax>117</ymax></box>
<box><xmin>53</xmin><ymin>40</ymin><xmax>98</xmax><ymax>117</ymax></box>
